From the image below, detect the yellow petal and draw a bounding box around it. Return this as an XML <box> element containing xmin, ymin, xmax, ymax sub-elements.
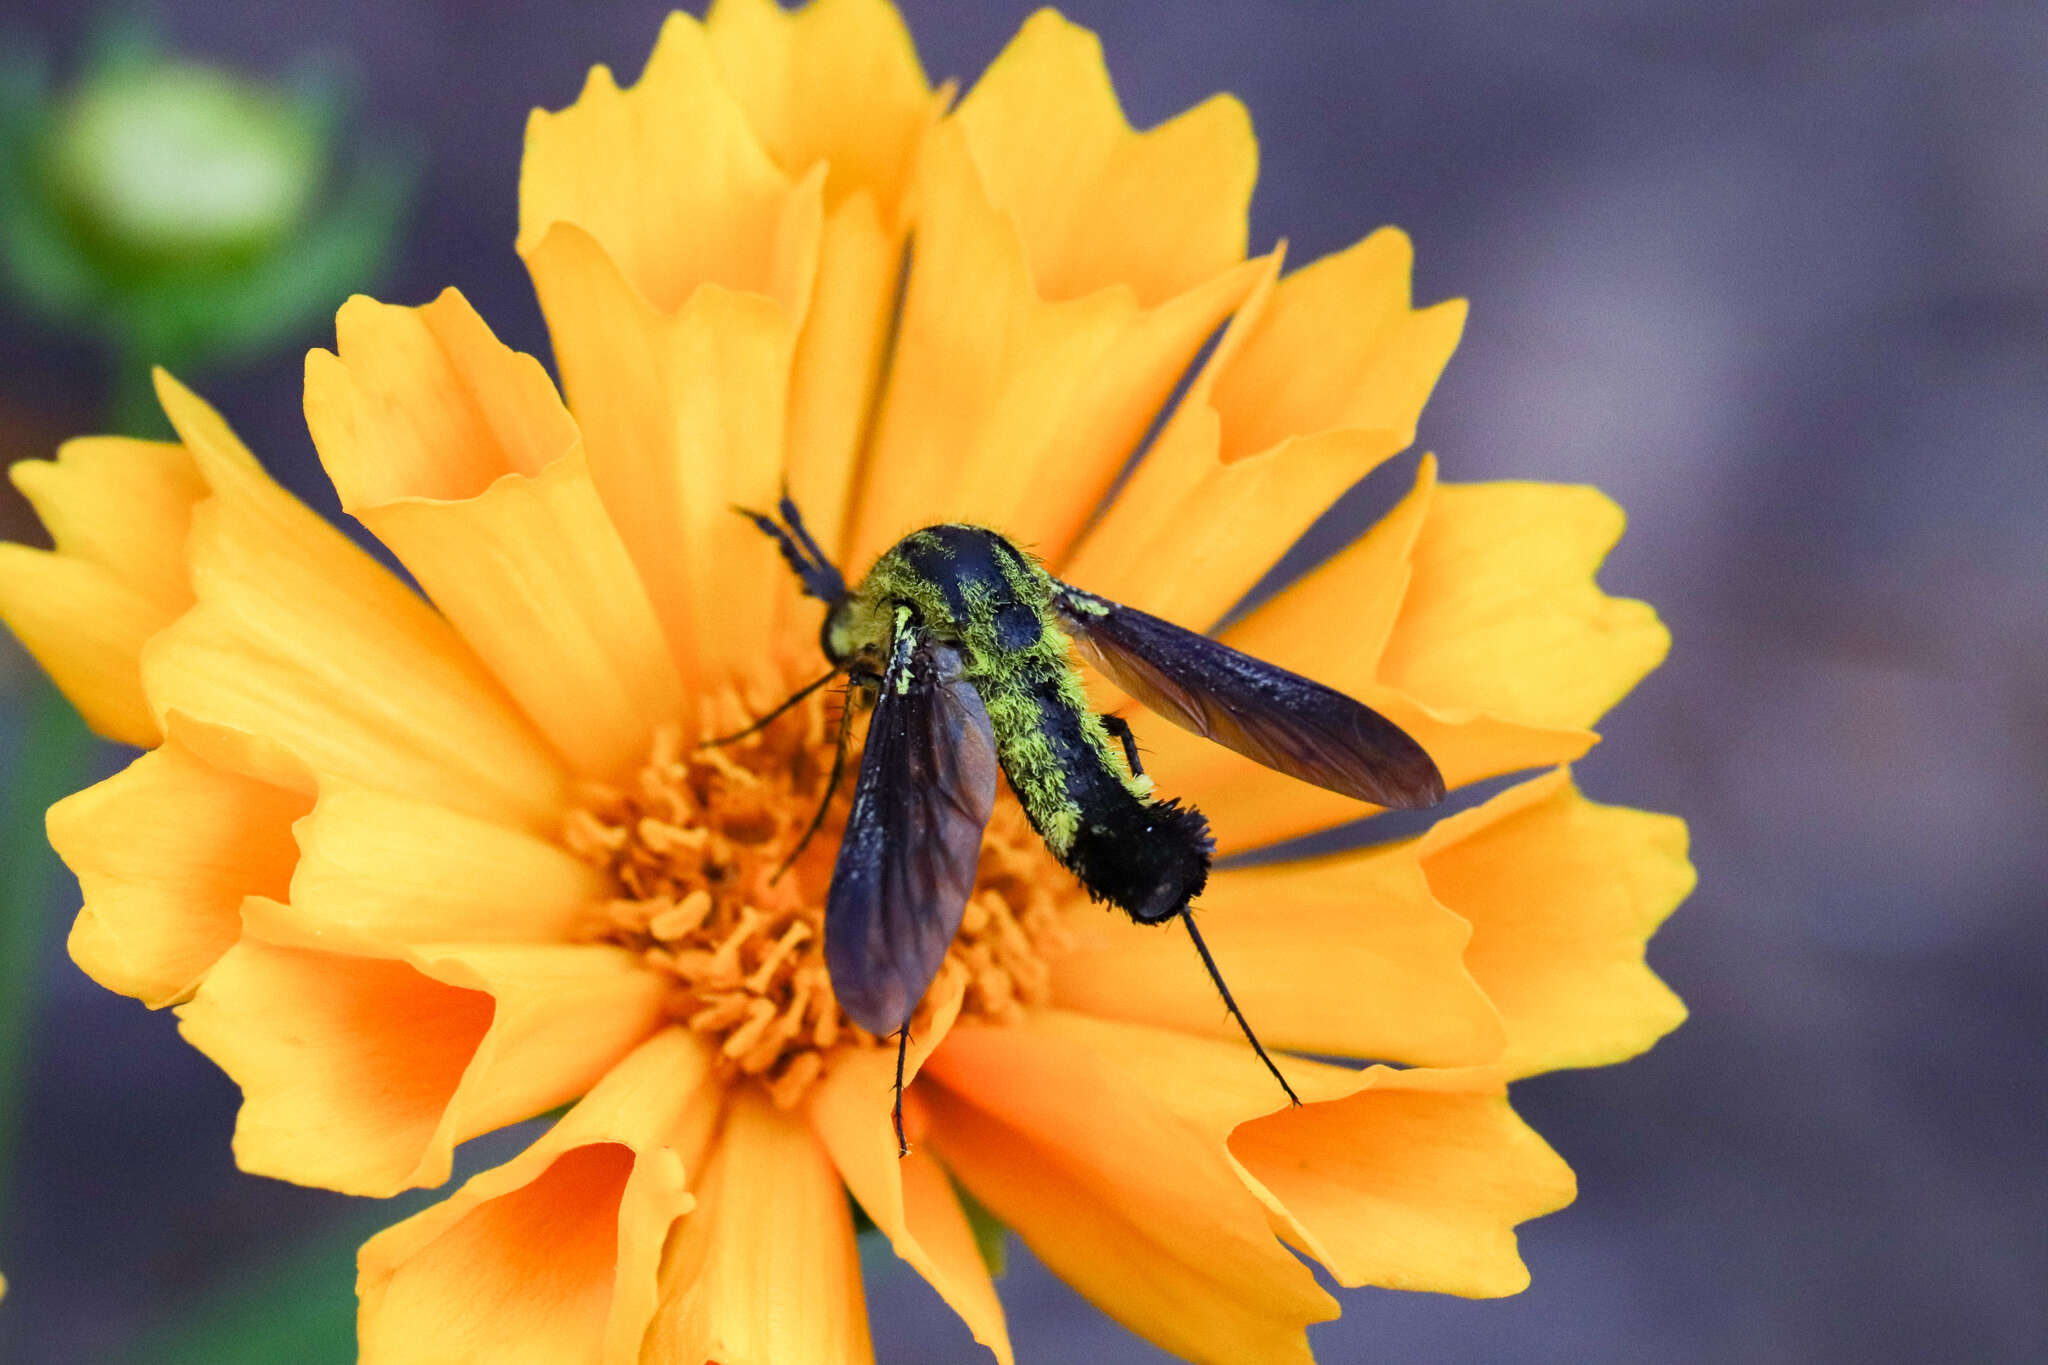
<box><xmin>54</xmin><ymin>736</ymin><xmax>309</xmax><ymax>1006</ymax></box>
<box><xmin>781</xmin><ymin>190</ymin><xmax>898</xmax><ymax>560</ymax></box>
<box><xmin>1062</xmin><ymin>249</ymin><xmax>1283</xmax><ymax>589</ymax></box>
<box><xmin>1031</xmin><ymin>1013</ymin><xmax>1572</xmax><ymax>1297</ymax></box>
<box><xmin>1126</xmin><ymin>456</ymin><xmax>1603</xmax><ymax>850</ymax></box>
<box><xmin>307</xmin><ymin>292</ymin><xmax>685</xmax><ymax>779</ymax></box>
<box><xmin>1209</xmin><ymin>229</ymin><xmax>1464</xmax><ymax>462</ymax></box>
<box><xmin>314</xmin><ymin>291</ymin><xmax>576</xmax><ymax>504</ymax></box>
<box><xmin>1052</xmin><ymin>836</ymin><xmax>1502</xmax><ymax>1067</ymax></box>
<box><xmin>1233</xmin><ymin>1065</ymin><xmax>1575</xmax><ymax>1297</ymax></box>
<box><xmin>518</xmin><ymin>12</ymin><xmax>809</xmax><ymax>315</ymax></box>
<box><xmin>524</xmin><ymin>224</ymin><xmax>804</xmax><ymax>695</ymax></box>
<box><xmin>289</xmin><ymin>786</ymin><xmax>605</xmax><ymax>945</ymax></box>
<box><xmin>143</xmin><ymin>373</ymin><xmax>567</xmax><ymax>834</ymax></box>
<box><xmin>177</xmin><ymin>900</ymin><xmax>665</xmax><ymax>1196</ymax></box>
<box><xmin>1082</xmin><ymin>426</ymin><xmax>1407</xmax><ymax>635</ymax></box>
<box><xmin>954</xmin><ymin>10</ymin><xmax>1252</xmax><ymax>306</ymax></box>
<box><xmin>704</xmin><ymin>0</ymin><xmax>935</xmax><ymax>218</ymax></box>
<box><xmin>0</xmin><ymin>437</ymin><xmax>206</xmax><ymax>744</ymax></box>
<box><xmin>358</xmin><ymin>1029</ymin><xmax>719</xmax><ymax>1365</ymax></box>
<box><xmin>1378</xmin><ymin>478</ymin><xmax>1669</xmax><ymax>731</ymax></box>
<box><xmin>806</xmin><ymin>981</ymin><xmax>1010</xmax><ymax>1364</ymax></box>
<box><xmin>8</xmin><ymin>436</ymin><xmax>202</xmax><ymax>611</ymax></box>
<box><xmin>923</xmin><ymin>1019</ymin><xmax>1334</xmax><ymax>1365</ymax></box>
<box><xmin>1069</xmin><ymin>228</ymin><xmax>1464</xmax><ymax>612</ymax></box>
<box><xmin>1419</xmin><ymin>769</ymin><xmax>1691</xmax><ymax>1076</ymax></box>
<box><xmin>850</xmin><ymin>123</ymin><xmax>1259</xmax><ymax>567</ymax></box>
<box><xmin>643</xmin><ymin>1089</ymin><xmax>874</xmax><ymax>1365</ymax></box>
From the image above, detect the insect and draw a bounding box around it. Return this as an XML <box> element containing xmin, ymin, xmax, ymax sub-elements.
<box><xmin>731</xmin><ymin>493</ymin><xmax>1446</xmax><ymax>1153</ymax></box>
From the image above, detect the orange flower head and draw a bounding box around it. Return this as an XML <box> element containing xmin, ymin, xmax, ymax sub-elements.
<box><xmin>0</xmin><ymin>3</ymin><xmax>1693</xmax><ymax>1362</ymax></box>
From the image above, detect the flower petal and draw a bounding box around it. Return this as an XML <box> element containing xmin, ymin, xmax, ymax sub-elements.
<box><xmin>643</xmin><ymin>1088</ymin><xmax>874</xmax><ymax>1365</ymax></box>
<box><xmin>1071</xmin><ymin>229</ymin><xmax>1464</xmax><ymax>621</ymax></box>
<box><xmin>923</xmin><ymin>1019</ymin><xmax>1334</xmax><ymax>1365</ymax></box>
<box><xmin>142</xmin><ymin>372</ymin><xmax>567</xmax><ymax>834</ymax></box>
<box><xmin>1059</xmin><ymin>250</ymin><xmax>1282</xmax><ymax>588</ymax></box>
<box><xmin>289</xmin><ymin>786</ymin><xmax>605</xmax><ymax>945</ymax></box>
<box><xmin>782</xmin><ymin>191</ymin><xmax>899</xmax><ymax>559</ymax></box>
<box><xmin>176</xmin><ymin>900</ymin><xmax>665</xmax><ymax>1196</ymax></box>
<box><xmin>1126</xmin><ymin>456</ymin><xmax>1621</xmax><ymax>850</ymax></box>
<box><xmin>54</xmin><ymin>734</ymin><xmax>309</xmax><ymax>1007</ymax></box>
<box><xmin>358</xmin><ymin>1029</ymin><xmax>718</xmax><ymax>1365</ymax></box>
<box><xmin>523</xmin><ymin>224</ymin><xmax>805</xmax><ymax>696</ymax></box>
<box><xmin>1419</xmin><ymin>769</ymin><xmax>1691</xmax><ymax>1076</ymax></box>
<box><xmin>849</xmin><ymin>122</ymin><xmax>1261</xmax><ymax>567</ymax></box>
<box><xmin>1208</xmin><ymin>229</ymin><xmax>1465</xmax><ymax>463</ymax></box>
<box><xmin>1377</xmin><ymin>478</ymin><xmax>1670</xmax><ymax>731</ymax></box>
<box><xmin>704</xmin><ymin>0</ymin><xmax>935</xmax><ymax>218</ymax></box>
<box><xmin>1035</xmin><ymin>1012</ymin><xmax>1574</xmax><ymax>1297</ymax></box>
<box><xmin>1082</xmin><ymin>427</ymin><xmax>1407</xmax><ymax>634</ymax></box>
<box><xmin>307</xmin><ymin>292</ymin><xmax>686</xmax><ymax>780</ymax></box>
<box><xmin>518</xmin><ymin>12</ymin><xmax>806</xmax><ymax>315</ymax></box>
<box><xmin>313</xmin><ymin>291</ymin><xmax>576</xmax><ymax>502</ymax></box>
<box><xmin>807</xmin><ymin>981</ymin><xmax>1011</xmax><ymax>1364</ymax></box>
<box><xmin>1051</xmin><ymin>837</ymin><xmax>1503</xmax><ymax>1067</ymax></box>
<box><xmin>1231</xmin><ymin>1065</ymin><xmax>1575</xmax><ymax>1297</ymax></box>
<box><xmin>954</xmin><ymin>10</ymin><xmax>1253</xmax><ymax>306</ymax></box>
<box><xmin>0</xmin><ymin>437</ymin><xmax>206</xmax><ymax>744</ymax></box>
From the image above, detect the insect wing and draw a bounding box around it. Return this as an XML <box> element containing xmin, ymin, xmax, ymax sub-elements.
<box><xmin>1055</xmin><ymin>588</ymin><xmax>1446</xmax><ymax>809</ymax></box>
<box><xmin>825</xmin><ymin>631</ymin><xmax>999</xmax><ymax>1036</ymax></box>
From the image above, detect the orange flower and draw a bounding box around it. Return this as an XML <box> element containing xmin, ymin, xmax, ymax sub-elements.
<box><xmin>0</xmin><ymin>3</ymin><xmax>1691</xmax><ymax>1362</ymax></box>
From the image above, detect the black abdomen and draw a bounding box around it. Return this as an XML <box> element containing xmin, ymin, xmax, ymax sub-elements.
<box><xmin>1009</xmin><ymin>666</ymin><xmax>1212</xmax><ymax>924</ymax></box>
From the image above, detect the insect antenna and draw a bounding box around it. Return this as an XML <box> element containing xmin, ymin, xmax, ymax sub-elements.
<box><xmin>770</xmin><ymin>679</ymin><xmax>864</xmax><ymax>884</ymax></box>
<box><xmin>1181</xmin><ymin>911</ymin><xmax>1303</xmax><ymax>1107</ymax></box>
<box><xmin>776</xmin><ymin>485</ymin><xmax>846</xmax><ymax>601</ymax></box>
<box><xmin>701</xmin><ymin>667</ymin><xmax>841</xmax><ymax>748</ymax></box>
<box><xmin>734</xmin><ymin>500</ymin><xmax>847</xmax><ymax>605</ymax></box>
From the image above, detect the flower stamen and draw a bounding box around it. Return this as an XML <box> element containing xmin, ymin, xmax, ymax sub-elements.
<box><xmin>565</xmin><ymin>691</ymin><xmax>1074</xmax><ymax>1109</ymax></box>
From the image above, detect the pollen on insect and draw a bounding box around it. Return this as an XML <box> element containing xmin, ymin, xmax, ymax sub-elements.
<box><xmin>563</xmin><ymin>690</ymin><xmax>1075</xmax><ymax>1109</ymax></box>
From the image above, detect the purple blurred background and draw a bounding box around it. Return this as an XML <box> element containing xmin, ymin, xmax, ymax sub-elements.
<box><xmin>2</xmin><ymin>1</ymin><xmax>2044</xmax><ymax>1361</ymax></box>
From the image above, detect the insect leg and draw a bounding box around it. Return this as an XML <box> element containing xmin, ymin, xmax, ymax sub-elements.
<box><xmin>893</xmin><ymin>1026</ymin><xmax>911</xmax><ymax>1157</ymax></box>
<box><xmin>701</xmin><ymin>667</ymin><xmax>841</xmax><ymax>747</ymax></box>
<box><xmin>1099</xmin><ymin>712</ymin><xmax>1143</xmax><ymax>776</ymax></box>
<box><xmin>771</xmin><ymin>677</ymin><xmax>870</xmax><ymax>883</ymax></box>
<box><xmin>1181</xmin><ymin>911</ymin><xmax>1302</xmax><ymax>1107</ymax></box>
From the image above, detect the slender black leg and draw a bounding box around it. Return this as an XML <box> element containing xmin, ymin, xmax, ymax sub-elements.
<box><xmin>1181</xmin><ymin>911</ymin><xmax>1302</xmax><ymax>1107</ymax></box>
<box><xmin>772</xmin><ymin>680</ymin><xmax>866</xmax><ymax>882</ymax></box>
<box><xmin>893</xmin><ymin>1026</ymin><xmax>911</xmax><ymax>1157</ymax></box>
<box><xmin>1100</xmin><ymin>712</ymin><xmax>1143</xmax><ymax>776</ymax></box>
<box><xmin>702</xmin><ymin>668</ymin><xmax>840</xmax><ymax>747</ymax></box>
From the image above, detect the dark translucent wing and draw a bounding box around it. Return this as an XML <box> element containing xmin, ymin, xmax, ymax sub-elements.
<box><xmin>1055</xmin><ymin>586</ymin><xmax>1446</xmax><ymax>809</ymax></box>
<box><xmin>825</xmin><ymin>629</ymin><xmax>998</xmax><ymax>1036</ymax></box>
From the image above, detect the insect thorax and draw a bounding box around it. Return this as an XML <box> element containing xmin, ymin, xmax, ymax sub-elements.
<box><xmin>834</xmin><ymin>526</ymin><xmax>1157</xmax><ymax>848</ymax></box>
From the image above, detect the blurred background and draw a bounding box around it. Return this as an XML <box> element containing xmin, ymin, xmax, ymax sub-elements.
<box><xmin>0</xmin><ymin>1</ymin><xmax>2042</xmax><ymax>1361</ymax></box>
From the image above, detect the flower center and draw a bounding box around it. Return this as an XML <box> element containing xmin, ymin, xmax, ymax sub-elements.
<box><xmin>563</xmin><ymin>691</ymin><xmax>1072</xmax><ymax>1109</ymax></box>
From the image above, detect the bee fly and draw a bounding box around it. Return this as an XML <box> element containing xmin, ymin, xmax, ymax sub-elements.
<box><xmin>728</xmin><ymin>494</ymin><xmax>1446</xmax><ymax>1153</ymax></box>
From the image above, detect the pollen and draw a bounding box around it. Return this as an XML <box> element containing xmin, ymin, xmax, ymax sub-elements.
<box><xmin>564</xmin><ymin>690</ymin><xmax>1073</xmax><ymax>1110</ymax></box>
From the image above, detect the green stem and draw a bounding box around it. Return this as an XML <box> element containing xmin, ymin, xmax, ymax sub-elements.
<box><xmin>0</xmin><ymin>673</ymin><xmax>96</xmax><ymax>1227</ymax></box>
<box><xmin>108</xmin><ymin>344</ymin><xmax>173</xmax><ymax>438</ymax></box>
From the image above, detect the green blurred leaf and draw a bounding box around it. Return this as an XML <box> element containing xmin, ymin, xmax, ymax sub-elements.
<box><xmin>145</xmin><ymin>146</ymin><xmax>416</xmax><ymax>369</ymax></box>
<box><xmin>129</xmin><ymin>1210</ymin><xmax>385</xmax><ymax>1365</ymax></box>
<box><xmin>952</xmin><ymin>1174</ymin><xmax>1009</xmax><ymax>1280</ymax></box>
<box><xmin>0</xmin><ymin>675</ymin><xmax>98</xmax><ymax>1224</ymax></box>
